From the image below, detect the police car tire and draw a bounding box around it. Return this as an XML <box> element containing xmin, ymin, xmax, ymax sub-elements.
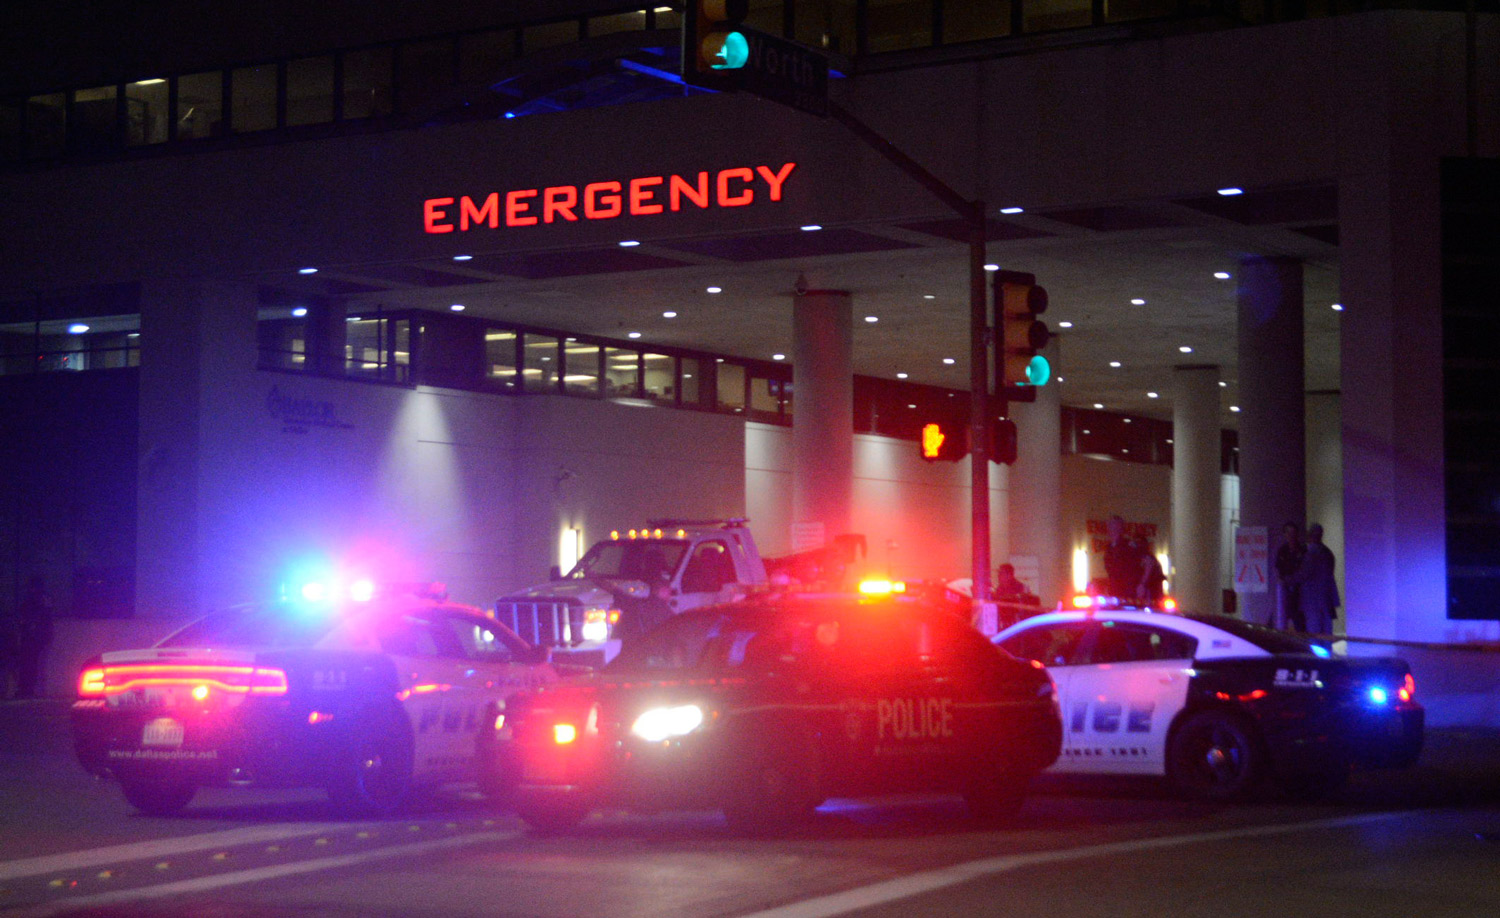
<box><xmin>118</xmin><ymin>773</ymin><xmax>196</xmax><ymax>816</ymax></box>
<box><xmin>723</xmin><ymin>738</ymin><xmax>820</xmax><ymax>833</ymax></box>
<box><xmin>514</xmin><ymin>794</ymin><xmax>590</xmax><ymax>833</ymax></box>
<box><xmin>326</xmin><ymin>710</ymin><xmax>414</xmax><ymax>817</ymax></box>
<box><xmin>1165</xmin><ymin>710</ymin><xmax>1267</xmax><ymax>801</ymax></box>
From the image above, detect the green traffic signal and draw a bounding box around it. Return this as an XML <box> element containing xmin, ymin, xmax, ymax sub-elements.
<box><xmin>1026</xmin><ymin>354</ymin><xmax>1051</xmax><ymax>387</ymax></box>
<box><xmin>712</xmin><ymin>31</ymin><xmax>750</xmax><ymax>69</ymax></box>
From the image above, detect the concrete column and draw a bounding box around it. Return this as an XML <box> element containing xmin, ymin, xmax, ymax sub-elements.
<box><xmin>1236</xmin><ymin>256</ymin><xmax>1305</xmax><ymax>626</ymax></box>
<box><xmin>1009</xmin><ymin>337</ymin><xmax>1063</xmax><ymax>606</ymax></box>
<box><xmin>136</xmin><ymin>280</ymin><xmax>258</xmax><ymax>619</ymax></box>
<box><xmin>791</xmin><ymin>289</ymin><xmax>853</xmax><ymax>543</ymax></box>
<box><xmin>1172</xmin><ymin>365</ymin><xmax>1222</xmax><ymax>617</ymax></box>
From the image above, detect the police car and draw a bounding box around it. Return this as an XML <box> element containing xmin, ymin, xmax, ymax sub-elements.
<box><xmin>498</xmin><ymin>593</ymin><xmax>1063</xmax><ymax>832</ymax></box>
<box><xmin>993</xmin><ymin>601</ymin><xmax>1424</xmax><ymax>799</ymax></box>
<box><xmin>72</xmin><ymin>581</ymin><xmax>558</xmax><ymax>816</ymax></box>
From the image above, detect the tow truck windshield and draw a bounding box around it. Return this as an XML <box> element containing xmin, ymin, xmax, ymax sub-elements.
<box><xmin>566</xmin><ymin>540</ymin><xmax>689</xmax><ymax>581</ymax></box>
<box><xmin>159</xmin><ymin>603</ymin><xmax>343</xmax><ymax>649</ymax></box>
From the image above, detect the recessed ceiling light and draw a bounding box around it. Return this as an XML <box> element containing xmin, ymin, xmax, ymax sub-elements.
<box><xmin>999</xmin><ymin>206</ymin><xmax>1024</xmax><ymax>214</ymax></box>
<box><xmin>449</xmin><ymin>304</ymin><xmax>465</xmax><ymax>312</ymax></box>
<box><xmin>1058</xmin><ymin>321</ymin><xmax>1073</xmax><ymax>329</ymax></box>
<box><xmin>983</xmin><ymin>264</ymin><xmax>999</xmax><ymax>272</ymax></box>
<box><xmin>896</xmin><ymin>372</ymin><xmax>909</xmax><ymax>379</ymax></box>
<box><xmin>1123</xmin><ymin>418</ymin><xmax>1132</xmax><ymax>424</ymax></box>
<box><xmin>346</xmin><ymin>316</ymin><xmax>360</xmax><ymax>322</ymax></box>
<box><xmin>1217</xmin><ymin>187</ymin><xmax>1244</xmax><ymax>196</ymax></box>
<box><xmin>1083</xmin><ymin>429</ymin><xmax>1091</xmax><ymax>435</ymax></box>
<box><xmin>291</xmin><ymin>307</ymin><xmax>308</xmax><ymax>318</ymax></box>
<box><xmin>1056</xmin><ymin>376</ymin><xmax>1065</xmax><ymax>383</ymax></box>
<box><xmin>67</xmin><ymin>323</ymin><xmax>89</xmax><ymax>334</ymax></box>
<box><xmin>1214</xmin><ymin>271</ymin><xmax>1232</xmax><ymax>280</ymax></box>
<box><xmin>942</xmin><ymin>357</ymin><xmax>956</xmax><ymax>365</ymax></box>
<box><xmin>706</xmin><ymin>286</ymin><xmax>722</xmax><ymax>294</ymax></box>
<box><xmin>923</xmin><ymin>294</ymin><xmax>935</xmax><ymax>300</ymax></box>
<box><xmin>127</xmin><ymin>332</ymin><xmax>140</xmax><ymax>338</ymax></box>
<box><xmin>1131</xmin><ymin>298</ymin><xmax>1146</xmax><ymax>305</ymax></box>
<box><xmin>908</xmin><ymin>404</ymin><xmax>917</xmax><ymax>409</ymax></box>
<box><xmin>773</xmin><ymin>353</ymin><xmax>786</xmax><ymax>360</ymax></box>
<box><xmin>1179</xmin><ymin>345</ymin><xmax>1193</xmax><ymax>353</ymax></box>
<box><xmin>298</xmin><ymin>267</ymin><xmax>318</xmax><ymax>275</ymax></box>
<box><xmin>1109</xmin><ymin>361</ymin><xmax>1122</xmax><ymax>368</ymax></box>
<box><xmin>800</xmin><ymin>224</ymin><xmax>822</xmax><ymax>232</ymax></box>
<box><xmin>628</xmin><ymin>332</ymin><xmax>642</xmax><ymax>339</ymax></box>
<box><xmin>1166</xmin><ymin>438</ymin><xmax>1174</xmax><ymax>444</ymax></box>
<box><xmin>1219</xmin><ymin>381</ymin><xmax>1228</xmax><ymax>388</ymax></box>
<box><xmin>453</xmin><ymin>254</ymin><xmax>473</xmax><ymax>262</ymax></box>
<box><xmin>1147</xmin><ymin>391</ymin><xmax>1159</xmax><ymax>398</ymax></box>
<box><xmin>133</xmin><ymin>78</ymin><xmax>166</xmax><ymax>86</ymax></box>
<box><xmin>619</xmin><ymin>240</ymin><xmax>641</xmax><ymax>247</ymax></box>
<box><xmin>1230</xmin><ymin>405</ymin><xmax>1241</xmax><ymax>412</ymax></box>
<box><xmin>1122</xmin><ymin>448</ymin><xmax>1130</xmax><ymax>453</ymax></box>
<box><xmin>1093</xmin><ymin>403</ymin><xmax>1104</xmax><ymax>409</ymax></box>
<box><xmin>1331</xmin><ymin>303</ymin><xmax>1344</xmax><ymax>311</ymax></box>
<box><xmin>663</xmin><ymin>311</ymin><xmax>677</xmax><ymax>318</ymax></box>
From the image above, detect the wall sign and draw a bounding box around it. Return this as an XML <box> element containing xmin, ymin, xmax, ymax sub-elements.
<box><xmin>422</xmin><ymin>163</ymin><xmax>798</xmax><ymax>234</ymax></box>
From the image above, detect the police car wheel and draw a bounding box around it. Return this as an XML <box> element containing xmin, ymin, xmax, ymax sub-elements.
<box><xmin>118</xmin><ymin>772</ymin><xmax>197</xmax><ymax>816</ymax></box>
<box><xmin>326</xmin><ymin>712</ymin><xmax>414</xmax><ymax>817</ymax></box>
<box><xmin>514</xmin><ymin>794</ymin><xmax>590</xmax><ymax>833</ymax></box>
<box><xmin>723</xmin><ymin>740</ymin><xmax>819</xmax><ymax>833</ymax></box>
<box><xmin>1166</xmin><ymin>710</ymin><xmax>1266</xmax><ymax>801</ymax></box>
<box><xmin>964</xmin><ymin>770</ymin><xmax>1030</xmax><ymax>822</ymax></box>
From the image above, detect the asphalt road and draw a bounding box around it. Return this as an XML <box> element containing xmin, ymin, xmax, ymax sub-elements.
<box><xmin>5</xmin><ymin>700</ymin><xmax>1500</xmax><ymax>918</ymax></box>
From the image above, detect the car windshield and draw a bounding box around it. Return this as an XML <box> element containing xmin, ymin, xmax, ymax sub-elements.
<box><xmin>607</xmin><ymin>610</ymin><xmax>731</xmax><ymax>673</ymax></box>
<box><xmin>567</xmin><ymin>540</ymin><xmax>688</xmax><ymax>581</ymax></box>
<box><xmin>158</xmin><ymin>602</ymin><xmax>346</xmax><ymax>649</ymax></box>
<box><xmin>1187</xmin><ymin>614</ymin><xmax>1333</xmax><ymax>655</ymax></box>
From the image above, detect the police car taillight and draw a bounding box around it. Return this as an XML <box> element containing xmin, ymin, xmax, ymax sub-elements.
<box><xmin>78</xmin><ymin>667</ymin><xmax>106</xmax><ymax>697</ymax></box>
<box><xmin>553</xmin><ymin>723</ymin><xmax>578</xmax><ymax>744</ymax></box>
<box><xmin>1399</xmin><ymin>673</ymin><xmax>1416</xmax><ymax>703</ymax></box>
<box><xmin>1161</xmin><ymin>596</ymin><xmax>1178</xmax><ymax>611</ymax></box>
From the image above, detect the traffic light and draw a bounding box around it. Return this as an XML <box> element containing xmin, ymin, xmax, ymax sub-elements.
<box><xmin>919</xmin><ymin>418</ymin><xmax>968</xmax><ymax>462</ymax></box>
<box><xmin>682</xmin><ymin>0</ymin><xmax>750</xmax><ymax>85</ymax></box>
<box><xmin>994</xmin><ymin>270</ymin><xmax>1050</xmax><ymax>403</ymax></box>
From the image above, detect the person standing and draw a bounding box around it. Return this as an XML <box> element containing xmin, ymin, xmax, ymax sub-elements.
<box><xmin>1273</xmin><ymin>522</ymin><xmax>1306</xmax><ymax>632</ymax></box>
<box><xmin>1139</xmin><ymin>541</ymin><xmax>1167</xmax><ymax>605</ymax></box>
<box><xmin>15</xmin><ymin>576</ymin><xmax>54</xmax><ymax>699</ymax></box>
<box><xmin>1300</xmin><ymin>524</ymin><xmax>1341</xmax><ymax>636</ymax></box>
<box><xmin>1102</xmin><ymin>515</ymin><xmax>1145</xmax><ymax>600</ymax></box>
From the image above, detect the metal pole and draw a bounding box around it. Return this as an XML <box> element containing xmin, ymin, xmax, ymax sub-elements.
<box><xmin>969</xmin><ymin>213</ymin><xmax>991</xmax><ymax>603</ymax></box>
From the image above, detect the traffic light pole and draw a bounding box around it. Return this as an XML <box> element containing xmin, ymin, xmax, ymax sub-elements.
<box><xmin>827</xmin><ymin>101</ymin><xmax>992</xmax><ymax>603</ymax></box>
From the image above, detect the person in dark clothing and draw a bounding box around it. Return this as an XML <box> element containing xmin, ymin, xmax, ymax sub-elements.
<box><xmin>1300</xmin><ymin>523</ymin><xmax>1341</xmax><ymax>636</ymax></box>
<box><xmin>1274</xmin><ymin>522</ymin><xmax>1306</xmax><ymax>632</ymax></box>
<box><xmin>1102</xmin><ymin>515</ymin><xmax>1145</xmax><ymax>600</ymax></box>
<box><xmin>1139</xmin><ymin>540</ymin><xmax>1166</xmax><ymax>604</ymax></box>
<box><xmin>15</xmin><ymin>576</ymin><xmax>54</xmax><ymax>699</ymax></box>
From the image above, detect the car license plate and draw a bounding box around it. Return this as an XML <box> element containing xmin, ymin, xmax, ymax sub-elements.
<box><xmin>142</xmin><ymin>718</ymin><xmax>185</xmax><ymax>747</ymax></box>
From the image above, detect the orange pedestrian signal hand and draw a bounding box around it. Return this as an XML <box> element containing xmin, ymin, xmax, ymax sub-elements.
<box><xmin>921</xmin><ymin>423</ymin><xmax>946</xmax><ymax>460</ymax></box>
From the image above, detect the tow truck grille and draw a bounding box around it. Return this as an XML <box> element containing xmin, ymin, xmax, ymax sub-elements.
<box><xmin>497</xmin><ymin>601</ymin><xmax>580</xmax><ymax>648</ymax></box>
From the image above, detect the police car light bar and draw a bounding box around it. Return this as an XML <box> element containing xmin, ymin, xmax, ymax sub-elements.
<box><xmin>858</xmin><ymin>579</ymin><xmax>906</xmax><ymax>595</ymax></box>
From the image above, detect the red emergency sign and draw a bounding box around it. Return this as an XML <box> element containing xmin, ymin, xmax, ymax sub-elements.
<box><xmin>423</xmin><ymin>163</ymin><xmax>798</xmax><ymax>234</ymax></box>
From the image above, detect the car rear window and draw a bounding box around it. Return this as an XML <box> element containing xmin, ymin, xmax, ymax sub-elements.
<box><xmin>159</xmin><ymin>603</ymin><xmax>344</xmax><ymax>649</ymax></box>
<box><xmin>1186</xmin><ymin>615</ymin><xmax>1327</xmax><ymax>654</ymax></box>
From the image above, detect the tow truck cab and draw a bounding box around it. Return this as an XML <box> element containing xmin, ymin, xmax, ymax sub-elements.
<box><xmin>496</xmin><ymin>520</ymin><xmax>769</xmax><ymax>667</ymax></box>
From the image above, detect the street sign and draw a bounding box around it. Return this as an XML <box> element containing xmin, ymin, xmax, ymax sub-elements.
<box><xmin>735</xmin><ymin>27</ymin><xmax>829</xmax><ymax>117</ymax></box>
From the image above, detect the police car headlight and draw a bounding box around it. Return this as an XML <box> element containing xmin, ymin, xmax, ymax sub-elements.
<box><xmin>630</xmin><ymin>704</ymin><xmax>704</xmax><ymax>742</ymax></box>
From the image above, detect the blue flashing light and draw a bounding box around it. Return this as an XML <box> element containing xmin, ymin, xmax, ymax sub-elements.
<box><xmin>1310</xmin><ymin>644</ymin><xmax>1331</xmax><ymax>659</ymax></box>
<box><xmin>504</xmin><ymin>111</ymin><xmax>516</xmax><ymax>119</ymax></box>
<box><xmin>300</xmin><ymin>581</ymin><xmax>328</xmax><ymax>602</ymax></box>
<box><xmin>1367</xmin><ymin>686</ymin><xmax>1389</xmax><ymax>706</ymax></box>
<box><xmin>349</xmin><ymin>579</ymin><xmax>376</xmax><ymax>602</ymax></box>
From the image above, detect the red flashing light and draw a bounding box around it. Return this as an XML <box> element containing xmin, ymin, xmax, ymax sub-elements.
<box><xmin>1399</xmin><ymin>673</ymin><xmax>1415</xmax><ymax>703</ymax></box>
<box><xmin>554</xmin><ymin>723</ymin><xmax>579</xmax><ymax>745</ymax></box>
<box><xmin>1071</xmin><ymin>595</ymin><xmax>1094</xmax><ymax>609</ymax></box>
<box><xmin>1162</xmin><ymin>596</ymin><xmax>1178</xmax><ymax>611</ymax></box>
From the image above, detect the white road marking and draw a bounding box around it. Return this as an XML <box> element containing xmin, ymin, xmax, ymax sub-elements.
<box><xmin>8</xmin><ymin>829</ymin><xmax>522</xmax><ymax>918</ymax></box>
<box><xmin>0</xmin><ymin>823</ymin><xmax>377</xmax><ymax>882</ymax></box>
<box><xmin>739</xmin><ymin>811</ymin><xmax>1413</xmax><ymax>918</ymax></box>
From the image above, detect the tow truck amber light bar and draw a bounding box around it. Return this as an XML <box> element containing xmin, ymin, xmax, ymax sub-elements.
<box><xmin>77</xmin><ymin>664</ymin><xmax>289</xmax><ymax>698</ymax></box>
